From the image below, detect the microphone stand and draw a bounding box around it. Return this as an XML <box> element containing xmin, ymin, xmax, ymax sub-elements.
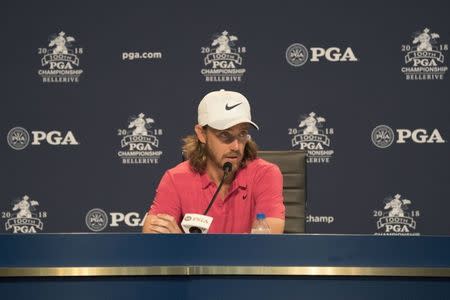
<box><xmin>189</xmin><ymin>162</ymin><xmax>232</xmax><ymax>233</ymax></box>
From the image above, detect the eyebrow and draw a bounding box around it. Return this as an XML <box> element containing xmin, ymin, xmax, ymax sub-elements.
<box><xmin>223</xmin><ymin>128</ymin><xmax>249</xmax><ymax>133</ymax></box>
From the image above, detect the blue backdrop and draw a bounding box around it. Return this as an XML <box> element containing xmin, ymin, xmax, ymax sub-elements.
<box><xmin>1</xmin><ymin>0</ymin><xmax>449</xmax><ymax>235</ymax></box>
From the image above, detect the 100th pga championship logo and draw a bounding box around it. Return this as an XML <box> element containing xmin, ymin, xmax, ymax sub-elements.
<box><xmin>38</xmin><ymin>31</ymin><xmax>84</xmax><ymax>83</ymax></box>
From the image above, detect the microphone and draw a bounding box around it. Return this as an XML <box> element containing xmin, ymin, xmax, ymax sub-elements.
<box><xmin>203</xmin><ymin>162</ymin><xmax>232</xmax><ymax>215</ymax></box>
<box><xmin>181</xmin><ymin>162</ymin><xmax>233</xmax><ymax>234</ymax></box>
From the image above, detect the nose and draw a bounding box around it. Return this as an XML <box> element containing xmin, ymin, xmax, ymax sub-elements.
<box><xmin>229</xmin><ymin>138</ymin><xmax>239</xmax><ymax>150</ymax></box>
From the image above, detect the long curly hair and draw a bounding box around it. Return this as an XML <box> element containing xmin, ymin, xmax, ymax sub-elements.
<box><xmin>182</xmin><ymin>132</ymin><xmax>258</xmax><ymax>173</ymax></box>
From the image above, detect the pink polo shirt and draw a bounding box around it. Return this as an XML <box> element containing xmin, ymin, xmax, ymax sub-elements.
<box><xmin>148</xmin><ymin>158</ymin><xmax>285</xmax><ymax>233</ymax></box>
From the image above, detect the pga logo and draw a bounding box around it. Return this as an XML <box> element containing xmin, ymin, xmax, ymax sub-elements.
<box><xmin>7</xmin><ymin>127</ymin><xmax>79</xmax><ymax>150</ymax></box>
<box><xmin>31</xmin><ymin>131</ymin><xmax>79</xmax><ymax>145</ymax></box>
<box><xmin>3</xmin><ymin>195</ymin><xmax>47</xmax><ymax>234</ymax></box>
<box><xmin>310</xmin><ymin>47</ymin><xmax>358</xmax><ymax>62</ymax></box>
<box><xmin>385</xmin><ymin>222</ymin><xmax>410</xmax><ymax>233</ymax></box>
<box><xmin>48</xmin><ymin>59</ymin><xmax>74</xmax><ymax>70</ymax></box>
<box><xmin>397</xmin><ymin>128</ymin><xmax>445</xmax><ymax>144</ymax></box>
<box><xmin>286</xmin><ymin>43</ymin><xmax>358</xmax><ymax>66</ymax></box>
<box><xmin>85</xmin><ymin>209</ymin><xmax>148</xmax><ymax>232</ymax></box>
<box><xmin>210</xmin><ymin>55</ymin><xmax>237</xmax><ymax>69</ymax></box>
<box><xmin>109</xmin><ymin>212</ymin><xmax>147</xmax><ymax>227</ymax></box>
<box><xmin>374</xmin><ymin>193</ymin><xmax>420</xmax><ymax>236</ymax></box>
<box><xmin>372</xmin><ymin>125</ymin><xmax>445</xmax><ymax>148</ymax></box>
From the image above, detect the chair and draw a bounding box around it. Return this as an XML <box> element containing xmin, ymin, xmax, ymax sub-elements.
<box><xmin>258</xmin><ymin>150</ymin><xmax>307</xmax><ymax>233</ymax></box>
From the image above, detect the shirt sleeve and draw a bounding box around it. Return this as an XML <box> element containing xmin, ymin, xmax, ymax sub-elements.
<box><xmin>253</xmin><ymin>164</ymin><xmax>285</xmax><ymax>219</ymax></box>
<box><xmin>148</xmin><ymin>171</ymin><xmax>182</xmax><ymax>224</ymax></box>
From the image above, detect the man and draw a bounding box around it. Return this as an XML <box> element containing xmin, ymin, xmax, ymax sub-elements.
<box><xmin>142</xmin><ymin>89</ymin><xmax>285</xmax><ymax>234</ymax></box>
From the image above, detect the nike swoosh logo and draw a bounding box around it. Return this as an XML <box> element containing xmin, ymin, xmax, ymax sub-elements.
<box><xmin>225</xmin><ymin>102</ymin><xmax>242</xmax><ymax>110</ymax></box>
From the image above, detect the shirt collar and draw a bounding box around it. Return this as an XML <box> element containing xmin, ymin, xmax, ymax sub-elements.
<box><xmin>200</xmin><ymin>171</ymin><xmax>213</xmax><ymax>189</ymax></box>
<box><xmin>231</xmin><ymin>166</ymin><xmax>248</xmax><ymax>191</ymax></box>
<box><xmin>199</xmin><ymin>167</ymin><xmax>248</xmax><ymax>190</ymax></box>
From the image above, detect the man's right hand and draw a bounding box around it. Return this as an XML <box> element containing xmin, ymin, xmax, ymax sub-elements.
<box><xmin>142</xmin><ymin>213</ymin><xmax>183</xmax><ymax>234</ymax></box>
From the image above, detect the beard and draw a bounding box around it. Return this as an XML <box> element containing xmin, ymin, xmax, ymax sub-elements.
<box><xmin>205</xmin><ymin>146</ymin><xmax>242</xmax><ymax>174</ymax></box>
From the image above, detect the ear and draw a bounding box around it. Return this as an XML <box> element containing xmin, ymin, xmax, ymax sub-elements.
<box><xmin>194</xmin><ymin>125</ymin><xmax>207</xmax><ymax>144</ymax></box>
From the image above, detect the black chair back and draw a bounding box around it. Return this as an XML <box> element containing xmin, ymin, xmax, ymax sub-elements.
<box><xmin>258</xmin><ymin>150</ymin><xmax>307</xmax><ymax>233</ymax></box>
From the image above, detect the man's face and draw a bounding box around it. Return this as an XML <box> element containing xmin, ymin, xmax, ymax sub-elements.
<box><xmin>196</xmin><ymin>123</ymin><xmax>250</xmax><ymax>173</ymax></box>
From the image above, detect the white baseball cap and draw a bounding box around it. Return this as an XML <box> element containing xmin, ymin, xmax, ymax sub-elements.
<box><xmin>198</xmin><ymin>89</ymin><xmax>259</xmax><ymax>130</ymax></box>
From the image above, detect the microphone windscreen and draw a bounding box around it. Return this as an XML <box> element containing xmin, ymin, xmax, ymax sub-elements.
<box><xmin>223</xmin><ymin>162</ymin><xmax>232</xmax><ymax>173</ymax></box>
